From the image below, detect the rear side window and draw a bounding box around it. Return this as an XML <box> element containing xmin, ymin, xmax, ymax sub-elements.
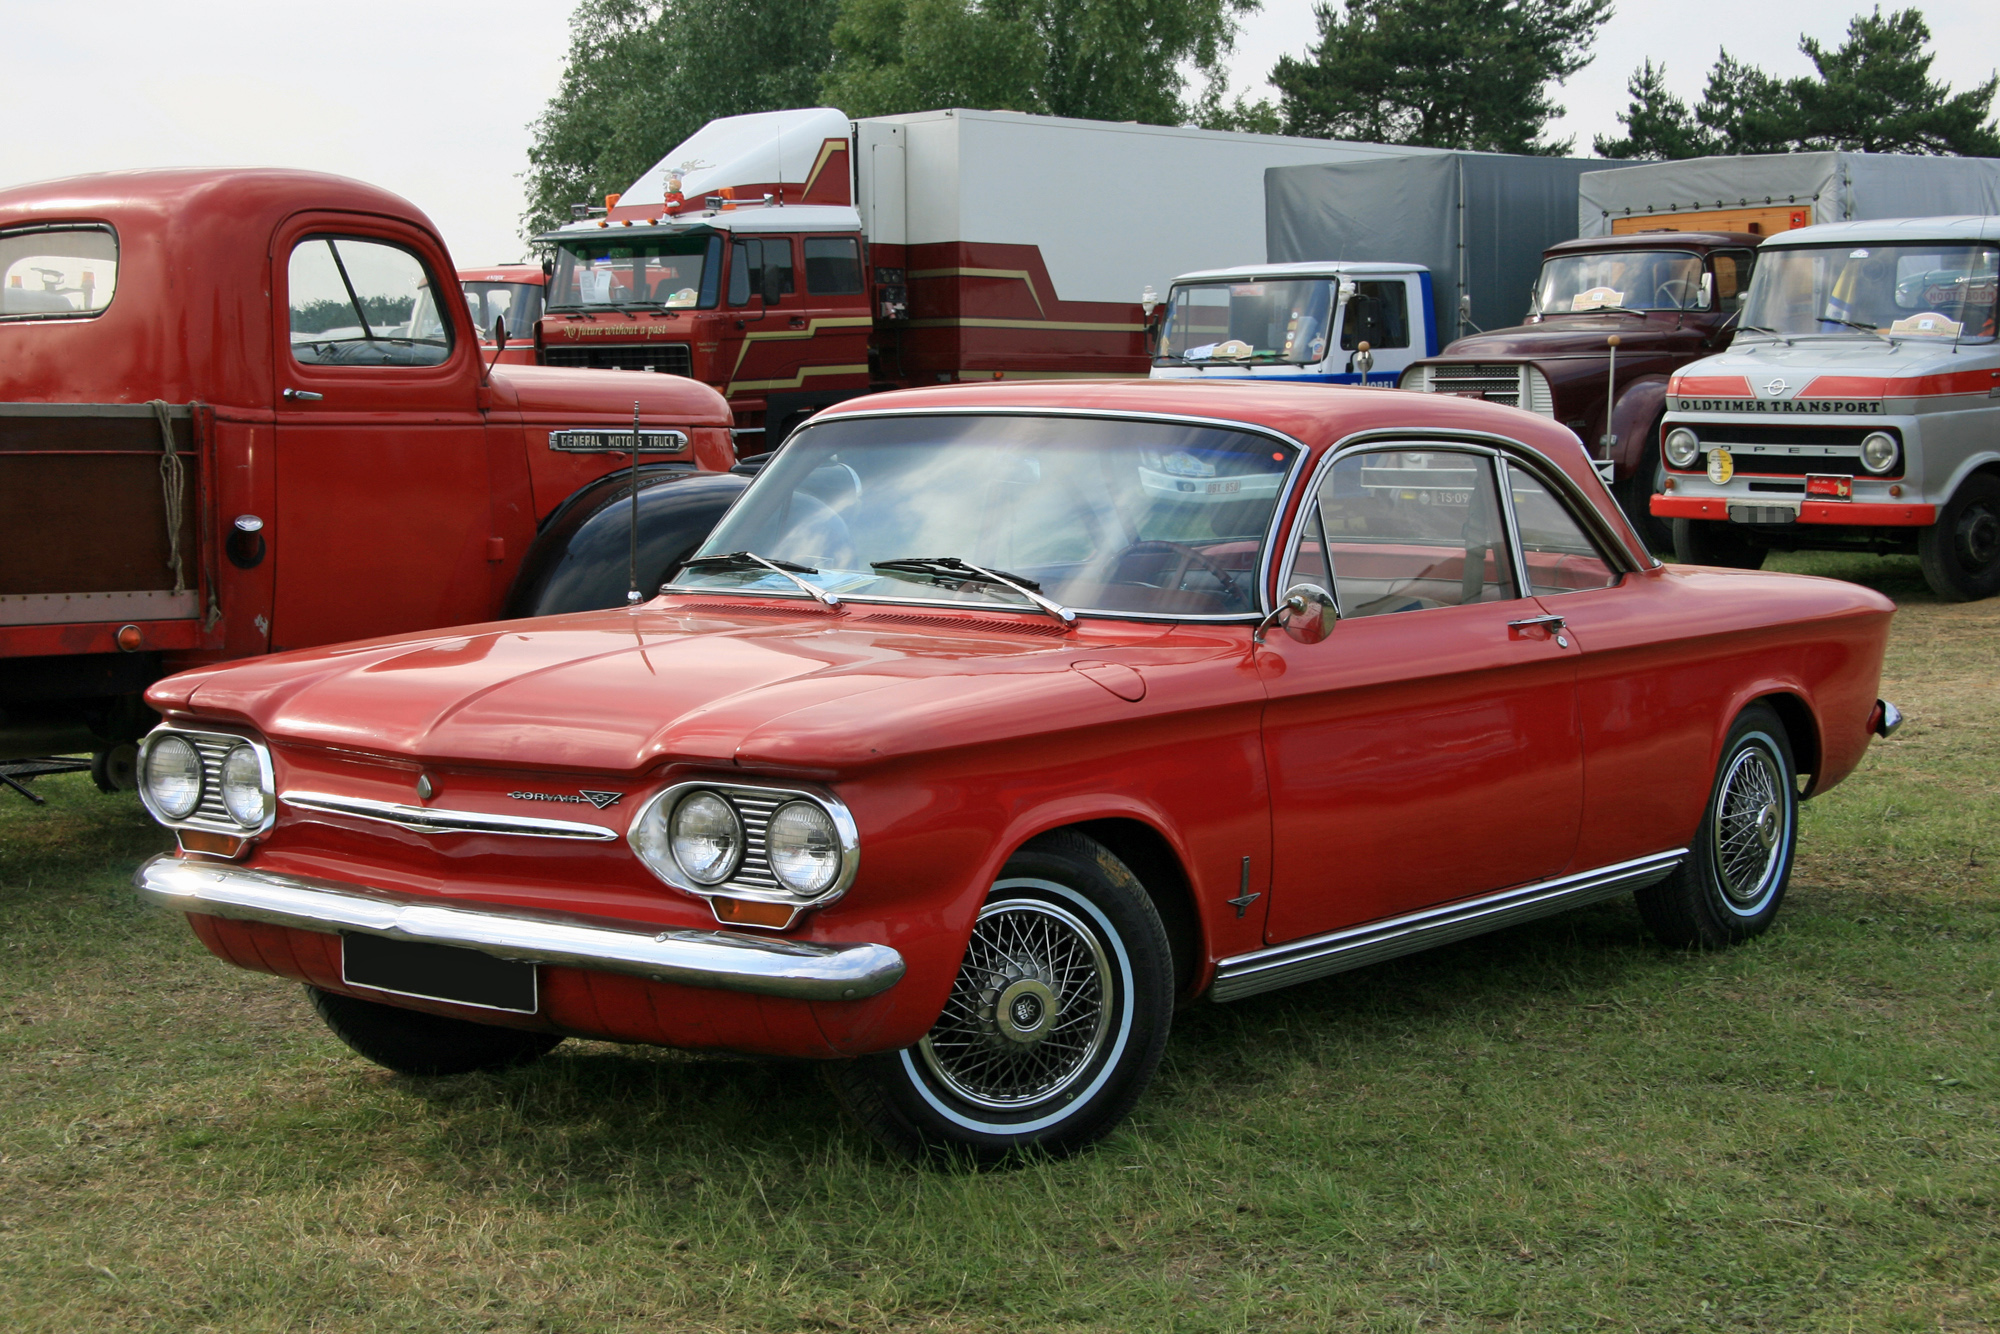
<box><xmin>289</xmin><ymin>236</ymin><xmax>452</xmax><ymax>367</ymax></box>
<box><xmin>804</xmin><ymin>236</ymin><xmax>864</xmax><ymax>294</ymax></box>
<box><xmin>1</xmin><ymin>224</ymin><xmax>117</xmax><ymax>321</ymax></box>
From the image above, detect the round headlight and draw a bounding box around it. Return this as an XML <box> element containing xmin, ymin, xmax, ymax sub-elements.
<box><xmin>766</xmin><ymin>800</ymin><xmax>841</xmax><ymax>897</ymax></box>
<box><xmin>670</xmin><ymin>792</ymin><xmax>742</xmax><ymax>885</ymax></box>
<box><xmin>1663</xmin><ymin>427</ymin><xmax>1701</xmax><ymax>469</ymax></box>
<box><xmin>143</xmin><ymin>734</ymin><xmax>203</xmax><ymax>820</ymax></box>
<box><xmin>219</xmin><ymin>744</ymin><xmax>271</xmax><ymax>829</ymax></box>
<box><xmin>1860</xmin><ymin>431</ymin><xmax>1900</xmax><ymax>475</ymax></box>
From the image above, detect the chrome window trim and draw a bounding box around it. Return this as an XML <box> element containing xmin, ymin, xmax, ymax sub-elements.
<box><xmin>132</xmin><ymin>854</ymin><xmax>905</xmax><ymax>1002</ymax></box>
<box><xmin>281</xmin><ymin>790</ymin><xmax>619</xmax><ymax>841</ymax></box>
<box><xmin>138</xmin><ymin>726</ymin><xmax>277</xmax><ymax>838</ymax></box>
<box><xmin>628</xmin><ymin>779</ymin><xmax>861</xmax><ymax>912</ymax></box>
<box><xmin>663</xmin><ymin>405</ymin><xmax>1314</xmax><ymax>622</ymax></box>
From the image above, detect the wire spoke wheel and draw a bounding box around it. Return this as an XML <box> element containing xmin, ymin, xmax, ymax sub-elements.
<box><xmin>917</xmin><ymin>896</ymin><xmax>1113</xmax><ymax>1110</ymax></box>
<box><xmin>1712</xmin><ymin>745</ymin><xmax>1785</xmax><ymax>906</ymax></box>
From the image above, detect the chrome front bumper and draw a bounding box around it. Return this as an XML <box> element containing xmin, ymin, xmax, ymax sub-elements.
<box><xmin>133</xmin><ymin>854</ymin><xmax>906</xmax><ymax>1001</ymax></box>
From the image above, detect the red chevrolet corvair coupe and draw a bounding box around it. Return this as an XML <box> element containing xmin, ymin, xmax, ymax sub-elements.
<box><xmin>131</xmin><ymin>381</ymin><xmax>1899</xmax><ymax>1161</ymax></box>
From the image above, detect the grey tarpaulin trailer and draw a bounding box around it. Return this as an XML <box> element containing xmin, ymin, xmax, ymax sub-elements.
<box><xmin>1264</xmin><ymin>152</ymin><xmax>1598</xmax><ymax>345</ymax></box>
<box><xmin>1578</xmin><ymin>152</ymin><xmax>2000</xmax><ymax>238</ymax></box>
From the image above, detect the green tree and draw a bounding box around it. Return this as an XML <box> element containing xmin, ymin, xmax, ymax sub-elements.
<box><xmin>822</xmin><ymin>0</ymin><xmax>1259</xmax><ymax>126</ymax></box>
<box><xmin>523</xmin><ymin>0</ymin><xmax>838</xmax><ymax>237</ymax></box>
<box><xmin>1270</xmin><ymin>0</ymin><xmax>1613</xmax><ymax>154</ymax></box>
<box><xmin>1596</xmin><ymin>8</ymin><xmax>1999</xmax><ymax>159</ymax></box>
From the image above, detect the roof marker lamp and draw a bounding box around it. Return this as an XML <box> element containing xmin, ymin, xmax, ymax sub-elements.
<box><xmin>1663</xmin><ymin>427</ymin><xmax>1700</xmax><ymax>470</ymax></box>
<box><xmin>1860</xmin><ymin>432</ymin><xmax>1900</xmax><ymax>475</ymax></box>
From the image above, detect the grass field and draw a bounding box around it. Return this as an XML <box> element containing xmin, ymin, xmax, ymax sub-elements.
<box><xmin>2</xmin><ymin>553</ymin><xmax>1994</xmax><ymax>1333</ymax></box>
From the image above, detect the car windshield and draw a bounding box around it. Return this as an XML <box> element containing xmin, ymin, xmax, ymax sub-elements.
<box><xmin>670</xmin><ymin>414</ymin><xmax>1298</xmax><ymax>617</ymax></box>
<box><xmin>1157</xmin><ymin>279</ymin><xmax>1334</xmax><ymax>365</ymax></box>
<box><xmin>1533</xmin><ymin>250</ymin><xmax>1705</xmax><ymax>313</ymax></box>
<box><xmin>1740</xmin><ymin>242</ymin><xmax>1999</xmax><ymax>340</ymax></box>
<box><xmin>463</xmin><ymin>281</ymin><xmax>543</xmax><ymax>340</ymax></box>
<box><xmin>547</xmin><ymin>234</ymin><xmax>721</xmax><ymax>310</ymax></box>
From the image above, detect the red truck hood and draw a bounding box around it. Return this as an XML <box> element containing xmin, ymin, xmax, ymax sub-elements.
<box><xmin>152</xmin><ymin>603</ymin><xmax>1216</xmax><ymax>776</ymax></box>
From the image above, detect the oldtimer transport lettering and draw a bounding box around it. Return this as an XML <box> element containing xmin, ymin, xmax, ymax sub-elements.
<box><xmin>130</xmin><ymin>380</ymin><xmax>1899</xmax><ymax>1161</ymax></box>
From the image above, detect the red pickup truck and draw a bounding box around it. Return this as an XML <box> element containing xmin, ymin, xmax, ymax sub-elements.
<box><xmin>0</xmin><ymin>169</ymin><xmax>746</xmax><ymax>792</ymax></box>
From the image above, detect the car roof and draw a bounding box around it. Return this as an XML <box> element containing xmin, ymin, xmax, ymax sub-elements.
<box><xmin>1172</xmin><ymin>261</ymin><xmax>1426</xmax><ymax>282</ymax></box>
<box><xmin>1762</xmin><ymin>215</ymin><xmax>1998</xmax><ymax>247</ymax></box>
<box><xmin>1545</xmin><ymin>232</ymin><xmax>1762</xmax><ymax>255</ymax></box>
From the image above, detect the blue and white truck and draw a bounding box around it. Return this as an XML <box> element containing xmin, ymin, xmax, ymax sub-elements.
<box><xmin>1148</xmin><ymin>261</ymin><xmax>1436</xmax><ymax>386</ymax></box>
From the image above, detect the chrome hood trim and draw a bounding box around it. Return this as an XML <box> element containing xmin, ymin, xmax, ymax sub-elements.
<box><xmin>282</xmin><ymin>790</ymin><xmax>619</xmax><ymax>841</ymax></box>
<box><xmin>134</xmin><ymin>854</ymin><xmax>905</xmax><ymax>1001</ymax></box>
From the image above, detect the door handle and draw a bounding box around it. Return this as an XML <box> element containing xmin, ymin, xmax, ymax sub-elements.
<box><xmin>1508</xmin><ymin>613</ymin><xmax>1570</xmax><ymax>647</ymax></box>
<box><xmin>282</xmin><ymin>388</ymin><xmax>323</xmax><ymax>401</ymax></box>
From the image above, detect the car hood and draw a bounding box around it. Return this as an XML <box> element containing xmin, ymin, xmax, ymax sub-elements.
<box><xmin>1671</xmin><ymin>337</ymin><xmax>2000</xmax><ymax>401</ymax></box>
<box><xmin>1435</xmin><ymin>316</ymin><xmax>1687</xmax><ymax>361</ymax></box>
<box><xmin>151</xmin><ymin>603</ymin><xmax>1227</xmax><ymax>776</ymax></box>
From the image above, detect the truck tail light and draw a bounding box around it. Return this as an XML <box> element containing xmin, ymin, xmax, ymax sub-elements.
<box><xmin>1805</xmin><ymin>474</ymin><xmax>1853</xmax><ymax>500</ymax></box>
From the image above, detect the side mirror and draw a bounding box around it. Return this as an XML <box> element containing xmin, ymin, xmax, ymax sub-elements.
<box><xmin>491</xmin><ymin>315</ymin><xmax>508</xmax><ymax>350</ymax></box>
<box><xmin>1699</xmin><ymin>271</ymin><xmax>1715</xmax><ymax>310</ymax></box>
<box><xmin>761</xmin><ymin>262</ymin><xmax>783</xmax><ymax>307</ymax></box>
<box><xmin>1253</xmin><ymin>583</ymin><xmax>1339</xmax><ymax>645</ymax></box>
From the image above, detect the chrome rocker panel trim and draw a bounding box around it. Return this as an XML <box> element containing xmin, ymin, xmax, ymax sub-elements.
<box><xmin>283</xmin><ymin>790</ymin><xmax>619</xmax><ymax>841</ymax></box>
<box><xmin>133</xmin><ymin>854</ymin><xmax>906</xmax><ymax>1001</ymax></box>
<box><xmin>1210</xmin><ymin>850</ymin><xmax>1686</xmax><ymax>1002</ymax></box>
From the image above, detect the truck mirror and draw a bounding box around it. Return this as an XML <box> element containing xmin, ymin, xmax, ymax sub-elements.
<box><xmin>491</xmin><ymin>316</ymin><xmax>508</xmax><ymax>350</ymax></box>
<box><xmin>1699</xmin><ymin>271</ymin><xmax>1714</xmax><ymax>310</ymax></box>
<box><xmin>761</xmin><ymin>263</ymin><xmax>783</xmax><ymax>308</ymax></box>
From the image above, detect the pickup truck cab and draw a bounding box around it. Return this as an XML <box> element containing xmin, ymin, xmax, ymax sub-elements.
<box><xmin>1654</xmin><ymin>216</ymin><xmax>2000</xmax><ymax>600</ymax></box>
<box><xmin>0</xmin><ymin>169</ymin><xmax>743</xmax><ymax>782</ymax></box>
<box><xmin>1401</xmin><ymin>232</ymin><xmax>1763</xmax><ymax>549</ymax></box>
<box><xmin>1149</xmin><ymin>261</ymin><xmax>1435</xmax><ymax>387</ymax></box>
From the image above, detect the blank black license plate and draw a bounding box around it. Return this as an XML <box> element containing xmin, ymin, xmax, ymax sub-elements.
<box><xmin>341</xmin><ymin>934</ymin><xmax>538</xmax><ymax>1014</ymax></box>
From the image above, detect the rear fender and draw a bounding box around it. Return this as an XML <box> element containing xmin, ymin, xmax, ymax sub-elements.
<box><xmin>504</xmin><ymin>468</ymin><xmax>750</xmax><ymax>617</ymax></box>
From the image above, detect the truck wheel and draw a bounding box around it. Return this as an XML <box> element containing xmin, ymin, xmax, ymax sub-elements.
<box><xmin>1918</xmin><ymin>473</ymin><xmax>2000</xmax><ymax>601</ymax></box>
<box><xmin>91</xmin><ymin>743</ymin><xmax>138</xmax><ymax>793</ymax></box>
<box><xmin>1616</xmin><ymin>436</ymin><xmax>1673</xmax><ymax>555</ymax></box>
<box><xmin>308</xmin><ymin>986</ymin><xmax>563</xmax><ymax>1076</ymax></box>
<box><xmin>1634</xmin><ymin>702</ymin><xmax>1797</xmax><ymax>949</ymax></box>
<box><xmin>1672</xmin><ymin>518</ymin><xmax>1766</xmax><ymax>570</ymax></box>
<box><xmin>822</xmin><ymin>830</ymin><xmax>1174</xmax><ymax>1165</ymax></box>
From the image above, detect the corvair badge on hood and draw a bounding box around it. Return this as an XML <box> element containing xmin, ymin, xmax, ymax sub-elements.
<box><xmin>510</xmin><ymin>789</ymin><xmax>625</xmax><ymax>809</ymax></box>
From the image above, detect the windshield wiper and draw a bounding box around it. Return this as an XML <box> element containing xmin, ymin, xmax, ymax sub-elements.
<box><xmin>1571</xmin><ymin>304</ymin><xmax>1650</xmax><ymax>317</ymax></box>
<box><xmin>1734</xmin><ymin>323</ymin><xmax>1792</xmax><ymax>344</ymax></box>
<box><xmin>869</xmin><ymin>556</ymin><xmax>1075</xmax><ymax>626</ymax></box>
<box><xmin>1822</xmin><ymin>317</ymin><xmax>1891</xmax><ymax>341</ymax></box>
<box><xmin>680</xmin><ymin>551</ymin><xmax>838</xmax><ymax>605</ymax></box>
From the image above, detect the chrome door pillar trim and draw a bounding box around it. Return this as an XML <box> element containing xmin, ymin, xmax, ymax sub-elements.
<box><xmin>1209</xmin><ymin>850</ymin><xmax>1685</xmax><ymax>1002</ymax></box>
<box><xmin>133</xmin><ymin>854</ymin><xmax>906</xmax><ymax>1001</ymax></box>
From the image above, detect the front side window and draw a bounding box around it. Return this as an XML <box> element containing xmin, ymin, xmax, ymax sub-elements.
<box><xmin>728</xmin><ymin>237</ymin><xmax>796</xmax><ymax>305</ymax></box>
<box><xmin>673</xmin><ymin>414</ymin><xmax>1297</xmax><ymax>617</ymax></box>
<box><xmin>803</xmin><ymin>236</ymin><xmax>864</xmax><ymax>294</ymax></box>
<box><xmin>1505</xmin><ymin>463</ymin><xmax>1619</xmax><ymax>595</ymax></box>
<box><xmin>1</xmin><ymin>224</ymin><xmax>117</xmax><ymax>321</ymax></box>
<box><xmin>289</xmin><ymin>236</ymin><xmax>452</xmax><ymax>367</ymax></box>
<box><xmin>1742</xmin><ymin>242</ymin><xmax>1999</xmax><ymax>340</ymax></box>
<box><xmin>547</xmin><ymin>234</ymin><xmax>721</xmax><ymax>310</ymax></box>
<box><xmin>1339</xmin><ymin>280</ymin><xmax>1411</xmax><ymax>350</ymax></box>
<box><xmin>1534</xmin><ymin>249</ymin><xmax>1706</xmax><ymax>314</ymax></box>
<box><xmin>1303</xmin><ymin>449</ymin><xmax>1513</xmax><ymax>618</ymax></box>
<box><xmin>1157</xmin><ymin>278</ymin><xmax>1335</xmax><ymax>366</ymax></box>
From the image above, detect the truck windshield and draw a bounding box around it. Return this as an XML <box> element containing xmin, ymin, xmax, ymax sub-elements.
<box><xmin>1</xmin><ymin>224</ymin><xmax>117</xmax><ymax>321</ymax></box>
<box><xmin>548</xmin><ymin>234</ymin><xmax>721</xmax><ymax>310</ymax></box>
<box><xmin>1740</xmin><ymin>242</ymin><xmax>1999</xmax><ymax>340</ymax></box>
<box><xmin>1157</xmin><ymin>279</ymin><xmax>1334</xmax><ymax>365</ymax></box>
<box><xmin>463</xmin><ymin>282</ymin><xmax>543</xmax><ymax>341</ymax></box>
<box><xmin>670</xmin><ymin>413</ymin><xmax>1296</xmax><ymax>618</ymax></box>
<box><xmin>1534</xmin><ymin>250</ymin><xmax>1705</xmax><ymax>313</ymax></box>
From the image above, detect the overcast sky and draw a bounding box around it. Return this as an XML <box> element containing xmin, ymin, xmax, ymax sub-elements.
<box><xmin>5</xmin><ymin>1</ymin><xmax>1997</xmax><ymax>267</ymax></box>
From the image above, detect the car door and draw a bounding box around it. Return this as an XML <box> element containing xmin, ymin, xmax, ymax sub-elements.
<box><xmin>1256</xmin><ymin>443</ymin><xmax>1584</xmax><ymax>943</ymax></box>
<box><xmin>269</xmin><ymin>219</ymin><xmax>495</xmax><ymax>652</ymax></box>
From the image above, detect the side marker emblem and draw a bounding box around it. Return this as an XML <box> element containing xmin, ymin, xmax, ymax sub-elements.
<box><xmin>1227</xmin><ymin>855</ymin><xmax>1262</xmax><ymax>918</ymax></box>
<box><xmin>416</xmin><ymin>774</ymin><xmax>435</xmax><ymax>800</ymax></box>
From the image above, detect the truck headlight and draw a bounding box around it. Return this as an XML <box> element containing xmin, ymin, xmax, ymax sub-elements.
<box><xmin>143</xmin><ymin>734</ymin><xmax>203</xmax><ymax>819</ymax></box>
<box><xmin>219</xmin><ymin>743</ymin><xmax>274</xmax><ymax>829</ymax></box>
<box><xmin>1663</xmin><ymin>427</ymin><xmax>1700</xmax><ymax>469</ymax></box>
<box><xmin>1860</xmin><ymin>431</ymin><xmax>1900</xmax><ymax>475</ymax></box>
<box><xmin>767</xmin><ymin>801</ymin><xmax>842</xmax><ymax>895</ymax></box>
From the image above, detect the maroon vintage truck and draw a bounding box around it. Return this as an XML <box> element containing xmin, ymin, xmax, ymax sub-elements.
<box><xmin>1399</xmin><ymin>232</ymin><xmax>1763</xmax><ymax>549</ymax></box>
<box><xmin>0</xmin><ymin>169</ymin><xmax>747</xmax><ymax>796</ymax></box>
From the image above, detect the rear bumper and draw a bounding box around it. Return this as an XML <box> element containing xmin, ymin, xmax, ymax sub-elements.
<box><xmin>133</xmin><ymin>854</ymin><xmax>906</xmax><ymax>1001</ymax></box>
<box><xmin>1870</xmin><ymin>699</ymin><xmax>1904</xmax><ymax>739</ymax></box>
<box><xmin>1650</xmin><ymin>494</ymin><xmax>1938</xmax><ymax>526</ymax></box>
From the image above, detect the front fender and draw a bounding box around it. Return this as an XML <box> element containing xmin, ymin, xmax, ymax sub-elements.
<box><xmin>505</xmin><ymin>468</ymin><xmax>750</xmax><ymax>617</ymax></box>
<box><xmin>1610</xmin><ymin>377</ymin><xmax>1669</xmax><ymax>479</ymax></box>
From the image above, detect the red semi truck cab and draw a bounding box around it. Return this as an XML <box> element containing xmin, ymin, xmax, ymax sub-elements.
<box><xmin>459</xmin><ymin>263</ymin><xmax>547</xmax><ymax>366</ymax></box>
<box><xmin>0</xmin><ymin>169</ymin><xmax>737</xmax><ymax>782</ymax></box>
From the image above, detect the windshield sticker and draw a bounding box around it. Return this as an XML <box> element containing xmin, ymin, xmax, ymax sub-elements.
<box><xmin>1570</xmin><ymin>286</ymin><xmax>1625</xmax><ymax>311</ymax></box>
<box><xmin>1888</xmin><ymin>311</ymin><xmax>1962</xmax><ymax>336</ymax></box>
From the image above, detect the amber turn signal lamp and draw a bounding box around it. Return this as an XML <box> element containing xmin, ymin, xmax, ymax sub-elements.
<box><xmin>1662</xmin><ymin>477</ymin><xmax>1676</xmax><ymax>492</ymax></box>
<box><xmin>709</xmin><ymin>897</ymin><xmax>795</xmax><ymax>929</ymax></box>
<box><xmin>178</xmin><ymin>829</ymin><xmax>249</xmax><ymax>858</ymax></box>
<box><xmin>1889</xmin><ymin>484</ymin><xmax>1903</xmax><ymax>497</ymax></box>
<box><xmin>115</xmin><ymin>624</ymin><xmax>143</xmax><ymax>652</ymax></box>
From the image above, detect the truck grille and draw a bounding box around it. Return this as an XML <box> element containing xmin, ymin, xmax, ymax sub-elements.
<box><xmin>1670</xmin><ymin>424</ymin><xmax>1902</xmax><ymax>478</ymax></box>
<box><xmin>1407</xmin><ymin>363</ymin><xmax>1555</xmax><ymax>417</ymax></box>
<box><xmin>543</xmin><ymin>343</ymin><xmax>693</xmax><ymax>376</ymax></box>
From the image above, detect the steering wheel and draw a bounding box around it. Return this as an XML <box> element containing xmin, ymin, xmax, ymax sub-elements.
<box><xmin>1112</xmin><ymin>540</ymin><xmax>1247</xmax><ymax>609</ymax></box>
<box><xmin>1654</xmin><ymin>279</ymin><xmax>1695</xmax><ymax>310</ymax></box>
